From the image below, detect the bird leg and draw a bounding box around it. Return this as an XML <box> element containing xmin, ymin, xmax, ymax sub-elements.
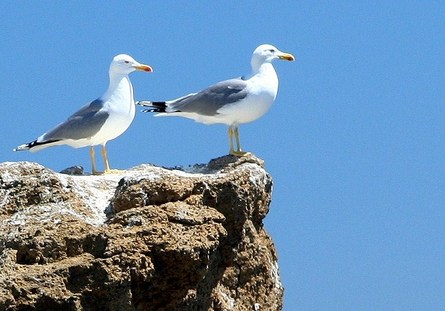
<box><xmin>229</xmin><ymin>125</ymin><xmax>248</xmax><ymax>156</ymax></box>
<box><xmin>90</xmin><ymin>146</ymin><xmax>101</xmax><ymax>175</ymax></box>
<box><xmin>234</xmin><ymin>126</ymin><xmax>243</xmax><ymax>153</ymax></box>
<box><xmin>228</xmin><ymin>126</ymin><xmax>235</xmax><ymax>155</ymax></box>
<box><xmin>101</xmin><ymin>145</ymin><xmax>112</xmax><ymax>174</ymax></box>
<box><xmin>101</xmin><ymin>145</ymin><xmax>124</xmax><ymax>174</ymax></box>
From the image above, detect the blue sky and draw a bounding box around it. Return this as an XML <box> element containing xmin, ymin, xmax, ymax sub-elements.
<box><xmin>1</xmin><ymin>2</ymin><xmax>445</xmax><ymax>310</ymax></box>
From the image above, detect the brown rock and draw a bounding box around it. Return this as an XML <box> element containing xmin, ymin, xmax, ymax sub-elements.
<box><xmin>0</xmin><ymin>154</ymin><xmax>283</xmax><ymax>310</ymax></box>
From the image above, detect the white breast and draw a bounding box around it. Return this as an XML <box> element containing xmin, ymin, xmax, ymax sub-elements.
<box><xmin>217</xmin><ymin>65</ymin><xmax>278</xmax><ymax>126</ymax></box>
<box><xmin>90</xmin><ymin>76</ymin><xmax>135</xmax><ymax>146</ymax></box>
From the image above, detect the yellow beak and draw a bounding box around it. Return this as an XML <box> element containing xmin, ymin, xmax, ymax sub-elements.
<box><xmin>134</xmin><ymin>64</ymin><xmax>153</xmax><ymax>72</ymax></box>
<box><xmin>278</xmin><ymin>53</ymin><xmax>295</xmax><ymax>61</ymax></box>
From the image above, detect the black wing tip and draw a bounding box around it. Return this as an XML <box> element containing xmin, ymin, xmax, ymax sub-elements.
<box><xmin>136</xmin><ymin>100</ymin><xmax>150</xmax><ymax>107</ymax></box>
<box><xmin>14</xmin><ymin>140</ymin><xmax>35</xmax><ymax>151</ymax></box>
<box><xmin>139</xmin><ymin>101</ymin><xmax>168</xmax><ymax>113</ymax></box>
<box><xmin>141</xmin><ymin>107</ymin><xmax>163</xmax><ymax>113</ymax></box>
<box><xmin>14</xmin><ymin>139</ymin><xmax>60</xmax><ymax>151</ymax></box>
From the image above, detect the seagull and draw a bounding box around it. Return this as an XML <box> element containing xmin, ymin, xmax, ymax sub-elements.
<box><xmin>14</xmin><ymin>54</ymin><xmax>152</xmax><ymax>175</ymax></box>
<box><xmin>137</xmin><ymin>44</ymin><xmax>294</xmax><ymax>156</ymax></box>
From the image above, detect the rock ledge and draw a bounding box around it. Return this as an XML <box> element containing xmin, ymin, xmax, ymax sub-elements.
<box><xmin>0</xmin><ymin>154</ymin><xmax>282</xmax><ymax>311</ymax></box>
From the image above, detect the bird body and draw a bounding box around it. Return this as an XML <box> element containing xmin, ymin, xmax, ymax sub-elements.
<box><xmin>14</xmin><ymin>54</ymin><xmax>152</xmax><ymax>174</ymax></box>
<box><xmin>138</xmin><ymin>44</ymin><xmax>294</xmax><ymax>155</ymax></box>
<box><xmin>217</xmin><ymin>62</ymin><xmax>279</xmax><ymax>125</ymax></box>
<box><xmin>89</xmin><ymin>74</ymin><xmax>136</xmax><ymax>146</ymax></box>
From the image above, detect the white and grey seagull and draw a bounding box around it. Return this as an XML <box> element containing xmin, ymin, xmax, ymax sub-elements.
<box><xmin>137</xmin><ymin>44</ymin><xmax>294</xmax><ymax>156</ymax></box>
<box><xmin>14</xmin><ymin>54</ymin><xmax>152</xmax><ymax>174</ymax></box>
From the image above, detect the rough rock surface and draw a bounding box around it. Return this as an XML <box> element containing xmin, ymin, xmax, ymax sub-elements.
<box><xmin>0</xmin><ymin>154</ymin><xmax>282</xmax><ymax>311</ymax></box>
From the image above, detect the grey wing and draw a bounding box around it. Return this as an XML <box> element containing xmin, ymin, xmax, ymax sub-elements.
<box><xmin>169</xmin><ymin>78</ymin><xmax>249</xmax><ymax>116</ymax></box>
<box><xmin>42</xmin><ymin>99</ymin><xmax>109</xmax><ymax>141</ymax></box>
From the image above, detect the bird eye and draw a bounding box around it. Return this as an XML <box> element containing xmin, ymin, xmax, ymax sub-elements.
<box><xmin>268</xmin><ymin>49</ymin><xmax>275</xmax><ymax>53</ymax></box>
<box><xmin>124</xmin><ymin>60</ymin><xmax>130</xmax><ymax>63</ymax></box>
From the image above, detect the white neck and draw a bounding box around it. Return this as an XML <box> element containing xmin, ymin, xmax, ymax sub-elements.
<box><xmin>244</xmin><ymin>61</ymin><xmax>277</xmax><ymax>81</ymax></box>
<box><xmin>256</xmin><ymin>62</ymin><xmax>275</xmax><ymax>75</ymax></box>
<box><xmin>251</xmin><ymin>62</ymin><xmax>278</xmax><ymax>84</ymax></box>
<box><xmin>103</xmin><ymin>72</ymin><xmax>134</xmax><ymax>106</ymax></box>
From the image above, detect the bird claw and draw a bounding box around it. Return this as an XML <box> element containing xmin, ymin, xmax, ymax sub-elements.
<box><xmin>230</xmin><ymin>150</ymin><xmax>250</xmax><ymax>157</ymax></box>
<box><xmin>103</xmin><ymin>169</ymin><xmax>125</xmax><ymax>175</ymax></box>
<box><xmin>90</xmin><ymin>169</ymin><xmax>123</xmax><ymax>175</ymax></box>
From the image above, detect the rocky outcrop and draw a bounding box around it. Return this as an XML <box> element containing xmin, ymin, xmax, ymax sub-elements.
<box><xmin>0</xmin><ymin>155</ymin><xmax>282</xmax><ymax>311</ymax></box>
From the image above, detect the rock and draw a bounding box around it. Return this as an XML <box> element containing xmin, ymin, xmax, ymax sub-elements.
<box><xmin>59</xmin><ymin>166</ymin><xmax>85</xmax><ymax>176</ymax></box>
<box><xmin>0</xmin><ymin>154</ymin><xmax>283</xmax><ymax>311</ymax></box>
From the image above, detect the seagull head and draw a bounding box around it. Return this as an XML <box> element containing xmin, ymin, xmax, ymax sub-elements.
<box><xmin>251</xmin><ymin>44</ymin><xmax>295</xmax><ymax>71</ymax></box>
<box><xmin>110</xmin><ymin>54</ymin><xmax>153</xmax><ymax>75</ymax></box>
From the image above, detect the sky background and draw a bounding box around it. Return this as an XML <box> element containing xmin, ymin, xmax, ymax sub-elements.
<box><xmin>1</xmin><ymin>2</ymin><xmax>445</xmax><ymax>310</ymax></box>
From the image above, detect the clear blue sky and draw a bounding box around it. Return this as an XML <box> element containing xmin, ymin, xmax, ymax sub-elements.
<box><xmin>1</xmin><ymin>2</ymin><xmax>445</xmax><ymax>310</ymax></box>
